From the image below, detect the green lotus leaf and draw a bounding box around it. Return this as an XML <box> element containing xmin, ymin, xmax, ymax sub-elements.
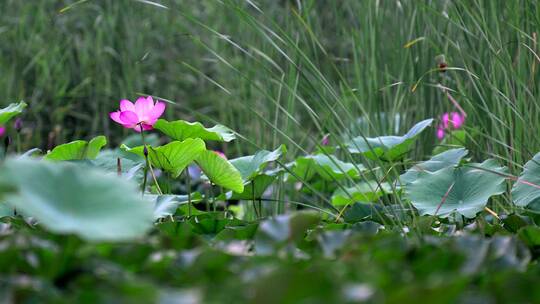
<box><xmin>121</xmin><ymin>138</ymin><xmax>206</xmax><ymax>178</ymax></box>
<box><xmin>331</xmin><ymin>181</ymin><xmax>392</xmax><ymax>206</ymax></box>
<box><xmin>196</xmin><ymin>150</ymin><xmax>244</xmax><ymax>193</ymax></box>
<box><xmin>290</xmin><ymin>154</ymin><xmax>365</xmax><ymax>182</ymax></box>
<box><xmin>154</xmin><ymin>119</ymin><xmax>235</xmax><ymax>142</ymax></box>
<box><xmin>0</xmin><ymin>158</ymin><xmax>154</xmax><ymax>241</ymax></box>
<box><xmin>347</xmin><ymin>118</ymin><xmax>433</xmax><ymax>161</ymax></box>
<box><xmin>512</xmin><ymin>152</ymin><xmax>540</xmax><ymax>208</ymax></box>
<box><xmin>230</xmin><ymin>145</ymin><xmax>286</xmax><ymax>181</ymax></box>
<box><xmin>405</xmin><ymin>159</ymin><xmax>507</xmax><ymax>218</ymax></box>
<box><xmin>44</xmin><ymin>136</ymin><xmax>107</xmax><ymax>161</ymax></box>
<box><xmin>400</xmin><ymin>148</ymin><xmax>468</xmax><ymax>185</ymax></box>
<box><xmin>0</xmin><ymin>101</ymin><xmax>27</xmax><ymax>125</ymax></box>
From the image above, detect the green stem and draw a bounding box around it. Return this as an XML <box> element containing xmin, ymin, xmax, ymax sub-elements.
<box><xmin>251</xmin><ymin>180</ymin><xmax>259</xmax><ymax>219</ymax></box>
<box><xmin>139</xmin><ymin>125</ymin><xmax>162</xmax><ymax>195</ymax></box>
<box><xmin>186</xmin><ymin>169</ymin><xmax>192</xmax><ymax>217</ymax></box>
<box><xmin>16</xmin><ymin>133</ymin><xmax>21</xmax><ymax>154</ymax></box>
<box><xmin>140</xmin><ymin>128</ymin><xmax>149</xmax><ymax>196</ymax></box>
<box><xmin>210</xmin><ymin>183</ymin><xmax>216</xmax><ymax>212</ymax></box>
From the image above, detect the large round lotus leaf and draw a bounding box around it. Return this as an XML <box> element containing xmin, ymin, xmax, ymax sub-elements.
<box><xmin>405</xmin><ymin>159</ymin><xmax>507</xmax><ymax>218</ymax></box>
<box><xmin>512</xmin><ymin>152</ymin><xmax>540</xmax><ymax>207</ymax></box>
<box><xmin>154</xmin><ymin>119</ymin><xmax>236</xmax><ymax>142</ymax></box>
<box><xmin>290</xmin><ymin>154</ymin><xmax>365</xmax><ymax>182</ymax></box>
<box><xmin>44</xmin><ymin>136</ymin><xmax>107</xmax><ymax>161</ymax></box>
<box><xmin>331</xmin><ymin>181</ymin><xmax>392</xmax><ymax>206</ymax></box>
<box><xmin>230</xmin><ymin>145</ymin><xmax>286</xmax><ymax>181</ymax></box>
<box><xmin>196</xmin><ymin>150</ymin><xmax>244</xmax><ymax>193</ymax></box>
<box><xmin>0</xmin><ymin>101</ymin><xmax>26</xmax><ymax>124</ymax></box>
<box><xmin>347</xmin><ymin>118</ymin><xmax>433</xmax><ymax>161</ymax></box>
<box><xmin>0</xmin><ymin>158</ymin><xmax>154</xmax><ymax>241</ymax></box>
<box><xmin>400</xmin><ymin>148</ymin><xmax>468</xmax><ymax>185</ymax></box>
<box><xmin>121</xmin><ymin>138</ymin><xmax>206</xmax><ymax>178</ymax></box>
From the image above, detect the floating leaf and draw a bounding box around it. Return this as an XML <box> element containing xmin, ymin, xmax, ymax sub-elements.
<box><xmin>290</xmin><ymin>154</ymin><xmax>365</xmax><ymax>182</ymax></box>
<box><xmin>44</xmin><ymin>136</ymin><xmax>107</xmax><ymax>161</ymax></box>
<box><xmin>196</xmin><ymin>150</ymin><xmax>244</xmax><ymax>192</ymax></box>
<box><xmin>122</xmin><ymin>139</ymin><xmax>206</xmax><ymax>178</ymax></box>
<box><xmin>230</xmin><ymin>145</ymin><xmax>286</xmax><ymax>181</ymax></box>
<box><xmin>512</xmin><ymin>152</ymin><xmax>540</xmax><ymax>208</ymax></box>
<box><xmin>347</xmin><ymin>118</ymin><xmax>433</xmax><ymax>161</ymax></box>
<box><xmin>405</xmin><ymin>159</ymin><xmax>507</xmax><ymax>218</ymax></box>
<box><xmin>0</xmin><ymin>158</ymin><xmax>154</xmax><ymax>241</ymax></box>
<box><xmin>154</xmin><ymin>119</ymin><xmax>235</xmax><ymax>142</ymax></box>
<box><xmin>400</xmin><ymin>148</ymin><xmax>468</xmax><ymax>185</ymax></box>
<box><xmin>0</xmin><ymin>101</ymin><xmax>27</xmax><ymax>125</ymax></box>
<box><xmin>331</xmin><ymin>182</ymin><xmax>391</xmax><ymax>206</ymax></box>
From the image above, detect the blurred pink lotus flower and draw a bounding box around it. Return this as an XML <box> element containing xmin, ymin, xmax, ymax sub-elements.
<box><xmin>214</xmin><ymin>150</ymin><xmax>227</xmax><ymax>159</ymax></box>
<box><xmin>0</xmin><ymin>126</ymin><xmax>5</xmax><ymax>137</ymax></box>
<box><xmin>451</xmin><ymin>112</ymin><xmax>464</xmax><ymax>129</ymax></box>
<box><xmin>437</xmin><ymin>111</ymin><xmax>465</xmax><ymax>140</ymax></box>
<box><xmin>436</xmin><ymin>126</ymin><xmax>445</xmax><ymax>140</ymax></box>
<box><xmin>109</xmin><ymin>96</ymin><xmax>166</xmax><ymax>132</ymax></box>
<box><xmin>441</xmin><ymin>113</ymin><xmax>450</xmax><ymax>129</ymax></box>
<box><xmin>321</xmin><ymin>134</ymin><xmax>330</xmax><ymax>146</ymax></box>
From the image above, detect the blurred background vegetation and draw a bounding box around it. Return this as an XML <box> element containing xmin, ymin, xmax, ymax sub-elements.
<box><xmin>2</xmin><ymin>0</ymin><xmax>539</xmax><ymax>172</ymax></box>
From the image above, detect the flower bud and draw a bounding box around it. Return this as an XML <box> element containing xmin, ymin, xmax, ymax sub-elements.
<box><xmin>321</xmin><ymin>134</ymin><xmax>330</xmax><ymax>146</ymax></box>
<box><xmin>14</xmin><ymin>118</ymin><xmax>23</xmax><ymax>133</ymax></box>
<box><xmin>143</xmin><ymin>145</ymin><xmax>149</xmax><ymax>157</ymax></box>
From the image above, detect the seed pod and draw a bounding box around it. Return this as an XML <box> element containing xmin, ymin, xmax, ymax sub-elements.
<box><xmin>435</xmin><ymin>54</ymin><xmax>448</xmax><ymax>72</ymax></box>
<box><xmin>14</xmin><ymin>118</ymin><xmax>23</xmax><ymax>133</ymax></box>
<box><xmin>143</xmin><ymin>145</ymin><xmax>149</xmax><ymax>157</ymax></box>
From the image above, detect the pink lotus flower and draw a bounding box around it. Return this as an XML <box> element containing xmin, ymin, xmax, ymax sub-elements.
<box><xmin>436</xmin><ymin>126</ymin><xmax>445</xmax><ymax>140</ymax></box>
<box><xmin>0</xmin><ymin>126</ymin><xmax>5</xmax><ymax>137</ymax></box>
<box><xmin>442</xmin><ymin>113</ymin><xmax>450</xmax><ymax>129</ymax></box>
<box><xmin>437</xmin><ymin>111</ymin><xmax>465</xmax><ymax>141</ymax></box>
<box><xmin>109</xmin><ymin>96</ymin><xmax>166</xmax><ymax>132</ymax></box>
<box><xmin>450</xmin><ymin>112</ymin><xmax>464</xmax><ymax>129</ymax></box>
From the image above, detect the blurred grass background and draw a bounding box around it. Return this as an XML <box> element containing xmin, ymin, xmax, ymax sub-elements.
<box><xmin>2</xmin><ymin>0</ymin><xmax>539</xmax><ymax>173</ymax></box>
